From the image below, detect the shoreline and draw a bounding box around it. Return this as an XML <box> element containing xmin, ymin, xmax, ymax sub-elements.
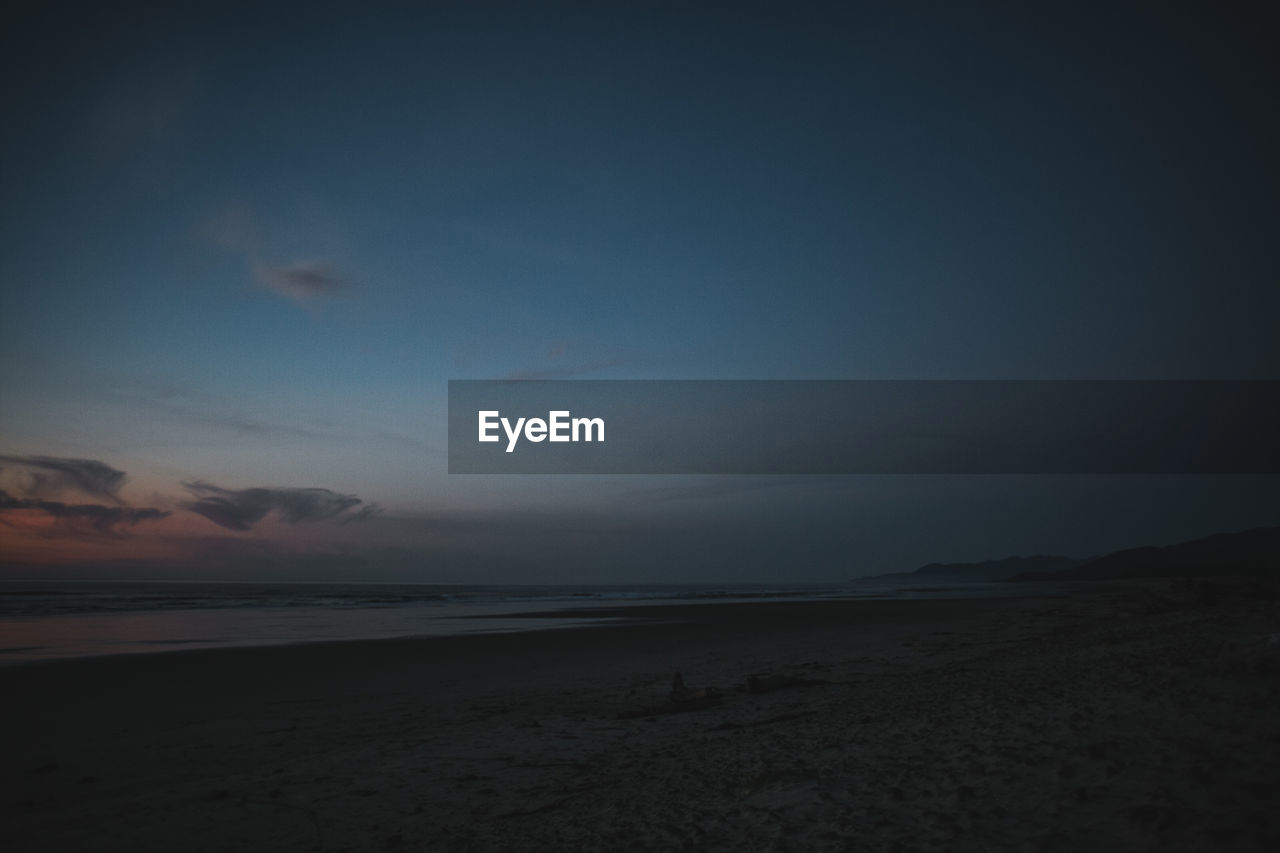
<box><xmin>3</xmin><ymin>586</ymin><xmax>1277</xmax><ymax>851</ymax></box>
<box><xmin>0</xmin><ymin>583</ymin><xmax>1070</xmax><ymax>669</ymax></box>
<box><xmin>0</xmin><ymin>594</ymin><xmax>1047</xmax><ymax>675</ymax></box>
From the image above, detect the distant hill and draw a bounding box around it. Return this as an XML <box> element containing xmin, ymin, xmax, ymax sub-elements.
<box><xmin>1010</xmin><ymin>526</ymin><xmax>1280</xmax><ymax>582</ymax></box>
<box><xmin>865</xmin><ymin>555</ymin><xmax>1082</xmax><ymax>583</ymax></box>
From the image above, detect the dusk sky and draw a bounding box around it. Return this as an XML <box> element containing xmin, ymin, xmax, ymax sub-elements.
<box><xmin>2</xmin><ymin>1</ymin><xmax>1277</xmax><ymax>581</ymax></box>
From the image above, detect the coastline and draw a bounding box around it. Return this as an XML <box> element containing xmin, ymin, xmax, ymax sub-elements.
<box><xmin>0</xmin><ymin>581</ymin><xmax>1058</xmax><ymax>666</ymax></box>
<box><xmin>2</xmin><ymin>586</ymin><xmax>1277</xmax><ymax>851</ymax></box>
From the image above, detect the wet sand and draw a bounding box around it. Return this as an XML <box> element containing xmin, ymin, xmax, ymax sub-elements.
<box><xmin>2</xmin><ymin>585</ymin><xmax>1278</xmax><ymax>851</ymax></box>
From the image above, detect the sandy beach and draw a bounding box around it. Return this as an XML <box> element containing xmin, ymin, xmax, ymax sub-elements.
<box><xmin>2</xmin><ymin>584</ymin><xmax>1278</xmax><ymax>852</ymax></box>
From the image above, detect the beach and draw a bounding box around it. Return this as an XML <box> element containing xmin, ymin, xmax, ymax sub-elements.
<box><xmin>2</xmin><ymin>584</ymin><xmax>1278</xmax><ymax>852</ymax></box>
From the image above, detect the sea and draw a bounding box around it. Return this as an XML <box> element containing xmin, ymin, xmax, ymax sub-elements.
<box><xmin>0</xmin><ymin>578</ymin><xmax>1046</xmax><ymax>665</ymax></box>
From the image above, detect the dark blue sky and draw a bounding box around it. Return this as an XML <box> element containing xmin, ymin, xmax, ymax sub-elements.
<box><xmin>1</xmin><ymin>1</ymin><xmax>1277</xmax><ymax>580</ymax></box>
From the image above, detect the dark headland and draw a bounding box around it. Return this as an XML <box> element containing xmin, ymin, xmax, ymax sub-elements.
<box><xmin>860</xmin><ymin>525</ymin><xmax>1280</xmax><ymax>585</ymax></box>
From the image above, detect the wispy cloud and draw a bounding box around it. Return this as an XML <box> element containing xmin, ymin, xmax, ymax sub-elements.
<box><xmin>341</xmin><ymin>502</ymin><xmax>385</xmax><ymax>524</ymax></box>
<box><xmin>0</xmin><ymin>455</ymin><xmax>128</xmax><ymax>503</ymax></box>
<box><xmin>180</xmin><ymin>481</ymin><xmax>366</xmax><ymax>531</ymax></box>
<box><xmin>254</xmin><ymin>260</ymin><xmax>351</xmax><ymax>301</ymax></box>
<box><xmin>0</xmin><ymin>453</ymin><xmax>386</xmax><ymax>550</ymax></box>
<box><xmin>0</xmin><ymin>489</ymin><xmax>169</xmax><ymax>537</ymax></box>
<box><xmin>198</xmin><ymin>202</ymin><xmax>356</xmax><ymax>305</ymax></box>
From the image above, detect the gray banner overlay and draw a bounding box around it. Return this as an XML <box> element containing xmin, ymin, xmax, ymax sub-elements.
<box><xmin>448</xmin><ymin>381</ymin><xmax>1280</xmax><ymax>474</ymax></box>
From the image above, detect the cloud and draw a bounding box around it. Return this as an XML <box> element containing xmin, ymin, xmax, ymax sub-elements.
<box><xmin>255</xmin><ymin>261</ymin><xmax>351</xmax><ymax>302</ymax></box>
<box><xmin>341</xmin><ymin>502</ymin><xmax>384</xmax><ymax>524</ymax></box>
<box><xmin>180</xmin><ymin>481</ymin><xmax>365</xmax><ymax>531</ymax></box>
<box><xmin>198</xmin><ymin>203</ymin><xmax>356</xmax><ymax>305</ymax></box>
<box><xmin>0</xmin><ymin>455</ymin><xmax>128</xmax><ymax>503</ymax></box>
<box><xmin>0</xmin><ymin>489</ymin><xmax>169</xmax><ymax>537</ymax></box>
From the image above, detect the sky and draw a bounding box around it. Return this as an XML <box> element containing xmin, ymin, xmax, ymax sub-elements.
<box><xmin>1</xmin><ymin>1</ymin><xmax>1278</xmax><ymax>582</ymax></box>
